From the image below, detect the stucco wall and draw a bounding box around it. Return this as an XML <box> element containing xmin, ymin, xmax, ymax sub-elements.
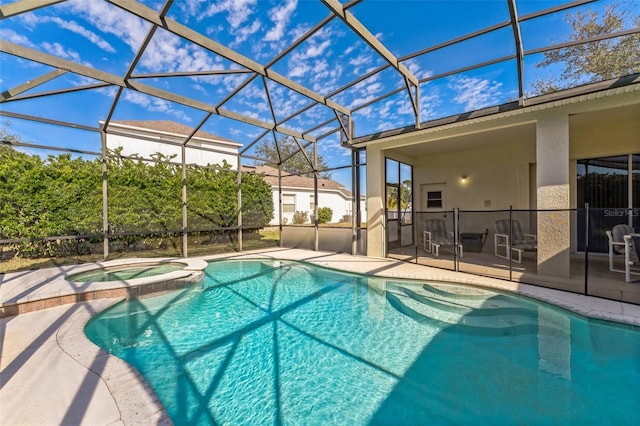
<box><xmin>569</xmin><ymin>104</ymin><xmax>640</xmax><ymax>160</ymax></box>
<box><xmin>412</xmin><ymin>136</ymin><xmax>536</xmax><ymax>212</ymax></box>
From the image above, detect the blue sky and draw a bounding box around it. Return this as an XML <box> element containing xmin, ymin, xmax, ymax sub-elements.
<box><xmin>0</xmin><ymin>0</ymin><xmax>637</xmax><ymax>186</ymax></box>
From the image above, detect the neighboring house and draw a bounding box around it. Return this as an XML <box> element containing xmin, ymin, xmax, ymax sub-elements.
<box><xmin>243</xmin><ymin>165</ymin><xmax>366</xmax><ymax>226</ymax></box>
<box><xmin>103</xmin><ymin>120</ymin><xmax>241</xmax><ymax>168</ymax></box>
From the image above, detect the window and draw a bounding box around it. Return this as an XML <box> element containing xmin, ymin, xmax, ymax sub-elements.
<box><xmin>283</xmin><ymin>194</ymin><xmax>295</xmax><ymax>213</ymax></box>
<box><xmin>309</xmin><ymin>194</ymin><xmax>315</xmax><ymax>210</ymax></box>
<box><xmin>426</xmin><ymin>191</ymin><xmax>443</xmax><ymax>209</ymax></box>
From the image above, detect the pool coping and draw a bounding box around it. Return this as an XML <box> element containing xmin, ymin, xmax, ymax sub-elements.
<box><xmin>57</xmin><ymin>299</ymin><xmax>172</xmax><ymax>425</ymax></box>
<box><xmin>0</xmin><ymin>257</ymin><xmax>207</xmax><ymax>317</ymax></box>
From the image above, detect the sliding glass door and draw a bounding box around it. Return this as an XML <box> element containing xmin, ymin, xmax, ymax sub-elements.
<box><xmin>577</xmin><ymin>154</ymin><xmax>640</xmax><ymax>252</ymax></box>
<box><xmin>385</xmin><ymin>158</ymin><xmax>413</xmax><ymax>253</ymax></box>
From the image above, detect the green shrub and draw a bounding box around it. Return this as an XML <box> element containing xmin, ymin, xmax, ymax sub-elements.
<box><xmin>292</xmin><ymin>211</ymin><xmax>308</xmax><ymax>224</ymax></box>
<box><xmin>0</xmin><ymin>145</ymin><xmax>274</xmax><ymax>258</ymax></box>
<box><xmin>317</xmin><ymin>207</ymin><xmax>333</xmax><ymax>224</ymax></box>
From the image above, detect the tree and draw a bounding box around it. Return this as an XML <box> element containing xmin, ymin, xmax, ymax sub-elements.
<box><xmin>533</xmin><ymin>3</ymin><xmax>640</xmax><ymax>94</ymax></box>
<box><xmin>255</xmin><ymin>136</ymin><xmax>331</xmax><ymax>178</ymax></box>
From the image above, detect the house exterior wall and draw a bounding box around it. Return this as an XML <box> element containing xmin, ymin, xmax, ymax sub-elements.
<box><xmin>364</xmin><ymin>85</ymin><xmax>640</xmax><ymax>269</ymax></box>
<box><xmin>270</xmin><ymin>187</ymin><xmax>360</xmax><ymax>225</ymax></box>
<box><xmin>106</xmin><ymin>133</ymin><xmax>239</xmax><ymax>168</ymax></box>
<box><xmin>412</xmin><ymin>136</ymin><xmax>535</xmax><ymax>212</ymax></box>
<box><xmin>537</xmin><ymin>112</ymin><xmax>571</xmax><ymax>277</ymax></box>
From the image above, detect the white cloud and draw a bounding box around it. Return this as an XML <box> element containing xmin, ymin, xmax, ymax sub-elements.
<box><xmin>231</xmin><ymin>19</ymin><xmax>262</xmax><ymax>46</ymax></box>
<box><xmin>419</xmin><ymin>89</ymin><xmax>441</xmax><ymax>120</ymax></box>
<box><xmin>448</xmin><ymin>76</ymin><xmax>503</xmax><ymax>110</ymax></box>
<box><xmin>123</xmin><ymin>91</ymin><xmax>191</xmax><ymax>122</ymax></box>
<box><xmin>39</xmin><ymin>16</ymin><xmax>115</xmax><ymax>52</ymax></box>
<box><xmin>221</xmin><ymin>74</ymin><xmax>251</xmax><ymax>93</ymax></box>
<box><xmin>0</xmin><ymin>28</ymin><xmax>35</xmax><ymax>47</ymax></box>
<box><xmin>404</xmin><ymin>59</ymin><xmax>433</xmax><ymax>80</ymax></box>
<box><xmin>375</xmin><ymin>120</ymin><xmax>395</xmax><ymax>132</ymax></box>
<box><xmin>289</xmin><ymin>63</ymin><xmax>311</xmax><ymax>78</ymax></box>
<box><xmin>66</xmin><ymin>0</ymin><xmax>149</xmax><ymax>51</ymax></box>
<box><xmin>264</xmin><ymin>0</ymin><xmax>297</xmax><ymax>42</ymax></box>
<box><xmin>204</xmin><ymin>0</ymin><xmax>258</xmax><ymax>28</ymax></box>
<box><xmin>305</xmin><ymin>39</ymin><xmax>331</xmax><ymax>58</ymax></box>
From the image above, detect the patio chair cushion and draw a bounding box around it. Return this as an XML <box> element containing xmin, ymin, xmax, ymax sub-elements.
<box><xmin>494</xmin><ymin>219</ymin><xmax>536</xmax><ymax>250</ymax></box>
<box><xmin>425</xmin><ymin>219</ymin><xmax>454</xmax><ymax>245</ymax></box>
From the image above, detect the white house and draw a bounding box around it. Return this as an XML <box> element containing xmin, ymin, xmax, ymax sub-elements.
<box><xmin>103</xmin><ymin>120</ymin><xmax>241</xmax><ymax>168</ymax></box>
<box><xmin>244</xmin><ymin>165</ymin><xmax>366</xmax><ymax>225</ymax></box>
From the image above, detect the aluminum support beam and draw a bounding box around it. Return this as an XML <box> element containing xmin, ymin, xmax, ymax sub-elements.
<box><xmin>321</xmin><ymin>0</ymin><xmax>418</xmax><ymax>87</ymax></box>
<box><xmin>1</xmin><ymin>69</ymin><xmax>67</xmax><ymax>101</ymax></box>
<box><xmin>321</xmin><ymin>0</ymin><xmax>420</xmax><ymax>128</ymax></box>
<box><xmin>131</xmin><ymin>69</ymin><xmax>252</xmax><ymax>79</ymax></box>
<box><xmin>101</xmin><ymin>131</ymin><xmax>109</xmax><ymax>260</ymax></box>
<box><xmin>313</xmin><ymin>140</ymin><xmax>319</xmax><ymax>251</ymax></box>
<box><xmin>4</xmin><ymin>82</ymin><xmax>113</xmax><ymax>103</ymax></box>
<box><xmin>0</xmin><ymin>41</ymin><xmax>316</xmax><ymax>142</ymax></box>
<box><xmin>525</xmin><ymin>28</ymin><xmax>640</xmax><ymax>56</ymax></box>
<box><xmin>106</xmin><ymin>0</ymin><xmax>349</xmax><ymax>116</ymax></box>
<box><xmin>507</xmin><ymin>0</ymin><xmax>525</xmax><ymax>105</ymax></box>
<box><xmin>278</xmin><ymin>165</ymin><xmax>283</xmax><ymax>247</ymax></box>
<box><xmin>181</xmin><ymin>144</ymin><xmax>188</xmax><ymax>257</ymax></box>
<box><xmin>237</xmin><ymin>167</ymin><xmax>243</xmax><ymax>252</ymax></box>
<box><xmin>0</xmin><ymin>0</ymin><xmax>64</xmax><ymax>18</ymax></box>
<box><xmin>0</xmin><ymin>110</ymin><xmax>99</xmax><ymax>133</ymax></box>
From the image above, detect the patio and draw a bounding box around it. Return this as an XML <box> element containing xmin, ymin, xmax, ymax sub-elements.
<box><xmin>2</xmin><ymin>248</ymin><xmax>640</xmax><ymax>425</ymax></box>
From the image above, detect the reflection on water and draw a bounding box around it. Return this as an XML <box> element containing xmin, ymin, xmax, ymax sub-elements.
<box><xmin>86</xmin><ymin>259</ymin><xmax>640</xmax><ymax>425</ymax></box>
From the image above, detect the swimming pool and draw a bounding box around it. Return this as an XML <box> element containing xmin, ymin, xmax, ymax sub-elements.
<box><xmin>85</xmin><ymin>259</ymin><xmax>640</xmax><ymax>425</ymax></box>
<box><xmin>68</xmin><ymin>262</ymin><xmax>186</xmax><ymax>282</ymax></box>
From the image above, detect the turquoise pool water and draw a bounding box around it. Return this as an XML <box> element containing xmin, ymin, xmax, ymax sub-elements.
<box><xmin>85</xmin><ymin>259</ymin><xmax>640</xmax><ymax>425</ymax></box>
<box><xmin>68</xmin><ymin>262</ymin><xmax>185</xmax><ymax>282</ymax></box>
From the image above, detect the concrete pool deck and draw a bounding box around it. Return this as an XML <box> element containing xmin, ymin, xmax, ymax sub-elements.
<box><xmin>2</xmin><ymin>248</ymin><xmax>640</xmax><ymax>425</ymax></box>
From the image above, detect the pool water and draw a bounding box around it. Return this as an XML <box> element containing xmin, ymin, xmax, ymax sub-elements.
<box><xmin>68</xmin><ymin>263</ymin><xmax>185</xmax><ymax>282</ymax></box>
<box><xmin>85</xmin><ymin>260</ymin><xmax>640</xmax><ymax>425</ymax></box>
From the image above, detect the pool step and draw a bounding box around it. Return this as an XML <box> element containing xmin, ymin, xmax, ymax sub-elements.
<box><xmin>386</xmin><ymin>291</ymin><xmax>559</xmax><ymax>337</ymax></box>
<box><xmin>398</xmin><ymin>287</ymin><xmax>536</xmax><ymax>319</ymax></box>
<box><xmin>386</xmin><ymin>281</ymin><xmax>527</xmax><ymax>311</ymax></box>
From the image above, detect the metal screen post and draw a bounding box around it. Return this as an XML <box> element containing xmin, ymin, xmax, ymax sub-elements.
<box><xmin>509</xmin><ymin>205</ymin><xmax>513</xmax><ymax>281</ymax></box>
<box><xmin>584</xmin><ymin>203</ymin><xmax>589</xmax><ymax>295</ymax></box>
<box><xmin>414</xmin><ymin>208</ymin><xmax>418</xmax><ymax>264</ymax></box>
<box><xmin>101</xmin><ymin>131</ymin><xmax>109</xmax><ymax>260</ymax></box>
<box><xmin>351</xmin><ymin>149</ymin><xmax>357</xmax><ymax>256</ymax></box>
<box><xmin>314</xmin><ymin>140</ymin><xmax>319</xmax><ymax>252</ymax></box>
<box><xmin>237</xmin><ymin>167</ymin><xmax>242</xmax><ymax>252</ymax></box>
<box><xmin>454</xmin><ymin>208</ymin><xmax>459</xmax><ymax>271</ymax></box>
<box><xmin>181</xmin><ymin>145</ymin><xmax>188</xmax><ymax>257</ymax></box>
<box><xmin>278</xmin><ymin>165</ymin><xmax>283</xmax><ymax>247</ymax></box>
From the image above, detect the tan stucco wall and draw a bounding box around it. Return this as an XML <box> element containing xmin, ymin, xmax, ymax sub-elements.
<box><xmin>412</xmin><ymin>135</ymin><xmax>535</xmax><ymax>212</ymax></box>
<box><xmin>569</xmin><ymin>104</ymin><xmax>640</xmax><ymax>160</ymax></box>
<box><xmin>537</xmin><ymin>112</ymin><xmax>570</xmax><ymax>277</ymax></box>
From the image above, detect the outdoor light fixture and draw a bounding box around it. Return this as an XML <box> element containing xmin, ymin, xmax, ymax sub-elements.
<box><xmin>461</xmin><ymin>175</ymin><xmax>468</xmax><ymax>183</ymax></box>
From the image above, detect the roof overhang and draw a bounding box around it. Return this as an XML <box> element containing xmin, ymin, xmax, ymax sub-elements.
<box><xmin>352</xmin><ymin>72</ymin><xmax>640</xmax><ymax>149</ymax></box>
